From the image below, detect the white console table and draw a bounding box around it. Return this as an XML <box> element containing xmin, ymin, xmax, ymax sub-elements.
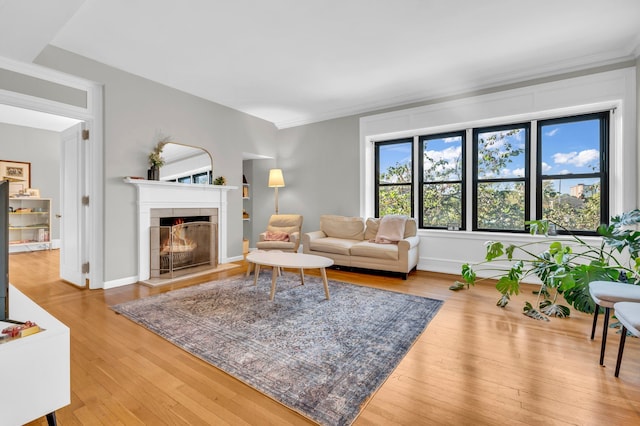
<box><xmin>0</xmin><ymin>285</ymin><xmax>70</xmax><ymax>425</ymax></box>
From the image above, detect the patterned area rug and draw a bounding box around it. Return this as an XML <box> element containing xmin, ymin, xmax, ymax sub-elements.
<box><xmin>112</xmin><ymin>271</ymin><xmax>443</xmax><ymax>425</ymax></box>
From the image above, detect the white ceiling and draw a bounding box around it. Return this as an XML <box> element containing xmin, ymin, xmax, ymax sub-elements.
<box><xmin>1</xmin><ymin>0</ymin><xmax>640</xmax><ymax>129</ymax></box>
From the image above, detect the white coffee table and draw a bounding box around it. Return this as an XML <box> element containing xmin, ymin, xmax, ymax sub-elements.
<box><xmin>245</xmin><ymin>251</ymin><xmax>334</xmax><ymax>300</ymax></box>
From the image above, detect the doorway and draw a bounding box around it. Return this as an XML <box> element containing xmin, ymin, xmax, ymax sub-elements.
<box><xmin>0</xmin><ymin>59</ymin><xmax>104</xmax><ymax>288</ymax></box>
<box><xmin>1</xmin><ymin>106</ymin><xmax>85</xmax><ymax>286</ymax></box>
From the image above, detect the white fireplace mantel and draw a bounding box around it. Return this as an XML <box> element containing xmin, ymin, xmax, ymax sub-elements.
<box><xmin>125</xmin><ymin>178</ymin><xmax>237</xmax><ymax>281</ymax></box>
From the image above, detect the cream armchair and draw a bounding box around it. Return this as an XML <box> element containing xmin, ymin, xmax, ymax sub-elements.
<box><xmin>256</xmin><ymin>214</ymin><xmax>303</xmax><ymax>252</ymax></box>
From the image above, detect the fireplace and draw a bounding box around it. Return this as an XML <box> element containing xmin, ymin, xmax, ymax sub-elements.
<box><xmin>125</xmin><ymin>178</ymin><xmax>235</xmax><ymax>282</ymax></box>
<box><xmin>150</xmin><ymin>209</ymin><xmax>217</xmax><ymax>278</ymax></box>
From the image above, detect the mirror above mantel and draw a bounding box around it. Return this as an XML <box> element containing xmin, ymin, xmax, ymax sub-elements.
<box><xmin>158</xmin><ymin>142</ymin><xmax>213</xmax><ymax>184</ymax></box>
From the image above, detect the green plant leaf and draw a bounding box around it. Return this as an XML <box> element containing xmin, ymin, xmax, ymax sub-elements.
<box><xmin>461</xmin><ymin>263</ymin><xmax>476</xmax><ymax>285</ymax></box>
<box><xmin>485</xmin><ymin>241</ymin><xmax>504</xmax><ymax>261</ymax></box>
<box><xmin>496</xmin><ymin>293</ymin><xmax>510</xmax><ymax>307</ymax></box>
<box><xmin>505</xmin><ymin>244</ymin><xmax>516</xmax><ymax>260</ymax></box>
<box><xmin>526</xmin><ymin>219</ymin><xmax>548</xmax><ymax>236</ymax></box>
<box><xmin>561</xmin><ymin>263</ymin><xmax>618</xmax><ymax>314</ymax></box>
<box><xmin>523</xmin><ymin>301</ymin><xmax>550</xmax><ymax>321</ymax></box>
<box><xmin>449</xmin><ymin>281</ymin><xmax>466</xmax><ymax>291</ymax></box>
<box><xmin>496</xmin><ymin>276</ymin><xmax>520</xmax><ymax>296</ymax></box>
<box><xmin>539</xmin><ymin>300</ymin><xmax>571</xmax><ymax>318</ymax></box>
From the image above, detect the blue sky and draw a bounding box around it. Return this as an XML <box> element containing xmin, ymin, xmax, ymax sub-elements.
<box><xmin>379</xmin><ymin>118</ymin><xmax>600</xmax><ymax>188</ymax></box>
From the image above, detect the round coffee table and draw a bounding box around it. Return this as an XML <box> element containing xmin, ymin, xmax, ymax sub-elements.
<box><xmin>245</xmin><ymin>251</ymin><xmax>334</xmax><ymax>300</ymax></box>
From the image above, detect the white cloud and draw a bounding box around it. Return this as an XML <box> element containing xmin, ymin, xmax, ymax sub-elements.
<box><xmin>545</xmin><ymin>128</ymin><xmax>559</xmax><ymax>137</ymax></box>
<box><xmin>423</xmin><ymin>146</ymin><xmax>461</xmax><ymax>176</ymax></box>
<box><xmin>553</xmin><ymin>149</ymin><xmax>599</xmax><ymax>167</ymax></box>
<box><xmin>541</xmin><ymin>162</ymin><xmax>552</xmax><ymax>172</ymax></box>
<box><xmin>560</xmin><ymin>169</ymin><xmax>571</xmax><ymax>175</ymax></box>
<box><xmin>443</xmin><ymin>137</ymin><xmax>461</xmax><ymax>143</ymax></box>
<box><xmin>512</xmin><ymin>168</ymin><xmax>525</xmax><ymax>177</ymax></box>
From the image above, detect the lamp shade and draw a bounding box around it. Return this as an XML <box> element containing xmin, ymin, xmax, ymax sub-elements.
<box><xmin>268</xmin><ymin>169</ymin><xmax>285</xmax><ymax>187</ymax></box>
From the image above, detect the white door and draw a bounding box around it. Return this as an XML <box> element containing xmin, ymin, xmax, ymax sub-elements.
<box><xmin>59</xmin><ymin>123</ymin><xmax>86</xmax><ymax>286</ymax></box>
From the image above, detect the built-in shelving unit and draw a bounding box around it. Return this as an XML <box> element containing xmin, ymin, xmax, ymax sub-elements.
<box><xmin>8</xmin><ymin>198</ymin><xmax>52</xmax><ymax>252</ymax></box>
<box><xmin>243</xmin><ymin>183</ymin><xmax>250</xmax><ymax>221</ymax></box>
<box><xmin>242</xmin><ymin>170</ymin><xmax>252</xmax><ymax>254</ymax></box>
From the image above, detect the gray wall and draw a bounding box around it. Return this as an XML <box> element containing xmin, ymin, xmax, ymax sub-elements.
<box><xmin>0</xmin><ymin>122</ymin><xmax>61</xmax><ymax>239</ymax></box>
<box><xmin>35</xmin><ymin>46</ymin><xmax>278</xmax><ymax>282</ymax></box>
<box><xmin>4</xmin><ymin>46</ymin><xmax>636</xmax><ymax>284</ymax></box>
<box><xmin>270</xmin><ymin>117</ymin><xmax>360</xmax><ymax>237</ymax></box>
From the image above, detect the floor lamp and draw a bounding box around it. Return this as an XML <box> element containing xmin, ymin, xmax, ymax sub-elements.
<box><xmin>268</xmin><ymin>169</ymin><xmax>285</xmax><ymax>214</ymax></box>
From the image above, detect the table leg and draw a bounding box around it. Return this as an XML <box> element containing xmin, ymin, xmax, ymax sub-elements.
<box><xmin>320</xmin><ymin>267</ymin><xmax>330</xmax><ymax>300</ymax></box>
<box><xmin>299</xmin><ymin>268</ymin><xmax>305</xmax><ymax>285</ymax></box>
<box><xmin>245</xmin><ymin>261</ymin><xmax>253</xmax><ymax>278</ymax></box>
<box><xmin>270</xmin><ymin>266</ymin><xmax>278</xmax><ymax>300</ymax></box>
<box><xmin>253</xmin><ymin>264</ymin><xmax>260</xmax><ymax>286</ymax></box>
<box><xmin>46</xmin><ymin>412</ymin><xmax>57</xmax><ymax>426</ymax></box>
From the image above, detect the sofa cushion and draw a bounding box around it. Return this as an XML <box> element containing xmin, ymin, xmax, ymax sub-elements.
<box><xmin>309</xmin><ymin>237</ymin><xmax>360</xmax><ymax>256</ymax></box>
<box><xmin>320</xmin><ymin>215</ymin><xmax>365</xmax><ymax>240</ymax></box>
<box><xmin>267</xmin><ymin>214</ymin><xmax>303</xmax><ymax>235</ymax></box>
<box><xmin>365</xmin><ymin>216</ymin><xmax>417</xmax><ymax>240</ymax></box>
<box><xmin>350</xmin><ymin>241</ymin><xmax>399</xmax><ymax>260</ymax></box>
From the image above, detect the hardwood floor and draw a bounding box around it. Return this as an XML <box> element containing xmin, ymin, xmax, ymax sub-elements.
<box><xmin>11</xmin><ymin>250</ymin><xmax>640</xmax><ymax>425</ymax></box>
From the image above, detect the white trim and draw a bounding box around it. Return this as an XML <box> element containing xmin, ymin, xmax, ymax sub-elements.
<box><xmin>103</xmin><ymin>275</ymin><xmax>138</xmax><ymax>290</ymax></box>
<box><xmin>0</xmin><ymin>55</ymin><xmax>105</xmax><ymax>289</ymax></box>
<box><xmin>125</xmin><ymin>179</ymin><xmax>237</xmax><ymax>281</ymax></box>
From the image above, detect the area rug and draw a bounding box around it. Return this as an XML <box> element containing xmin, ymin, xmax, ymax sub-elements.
<box><xmin>112</xmin><ymin>271</ymin><xmax>443</xmax><ymax>425</ymax></box>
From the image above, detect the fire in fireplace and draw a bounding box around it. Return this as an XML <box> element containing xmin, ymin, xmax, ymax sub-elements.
<box><xmin>150</xmin><ymin>215</ymin><xmax>217</xmax><ymax>278</ymax></box>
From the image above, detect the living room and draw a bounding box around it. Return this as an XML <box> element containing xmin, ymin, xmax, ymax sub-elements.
<box><xmin>2</xmin><ymin>1</ymin><xmax>640</xmax><ymax>424</ymax></box>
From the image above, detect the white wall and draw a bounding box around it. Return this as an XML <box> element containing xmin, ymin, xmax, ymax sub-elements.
<box><xmin>360</xmin><ymin>67</ymin><xmax>637</xmax><ymax>277</ymax></box>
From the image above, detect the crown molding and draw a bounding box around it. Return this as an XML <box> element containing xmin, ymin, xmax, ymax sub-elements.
<box><xmin>274</xmin><ymin>51</ymin><xmax>638</xmax><ymax>130</ymax></box>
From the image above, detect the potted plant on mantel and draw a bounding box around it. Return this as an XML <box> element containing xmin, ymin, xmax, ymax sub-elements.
<box><xmin>450</xmin><ymin>210</ymin><xmax>640</xmax><ymax>321</ymax></box>
<box><xmin>148</xmin><ymin>142</ymin><xmax>165</xmax><ymax>180</ymax></box>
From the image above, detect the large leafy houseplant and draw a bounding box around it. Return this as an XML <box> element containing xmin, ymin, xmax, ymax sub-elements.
<box><xmin>451</xmin><ymin>210</ymin><xmax>640</xmax><ymax>320</ymax></box>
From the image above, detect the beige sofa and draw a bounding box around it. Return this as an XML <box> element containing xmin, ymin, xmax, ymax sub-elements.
<box><xmin>302</xmin><ymin>215</ymin><xmax>419</xmax><ymax>279</ymax></box>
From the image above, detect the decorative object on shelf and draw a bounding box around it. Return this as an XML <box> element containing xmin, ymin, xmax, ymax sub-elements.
<box><xmin>450</xmin><ymin>210</ymin><xmax>640</xmax><ymax>321</ymax></box>
<box><xmin>0</xmin><ymin>160</ymin><xmax>31</xmax><ymax>196</ymax></box>
<box><xmin>26</xmin><ymin>188</ymin><xmax>40</xmax><ymax>198</ymax></box>
<box><xmin>268</xmin><ymin>168</ymin><xmax>285</xmax><ymax>214</ymax></box>
<box><xmin>213</xmin><ymin>176</ymin><xmax>227</xmax><ymax>185</ymax></box>
<box><xmin>147</xmin><ymin>138</ymin><xmax>168</xmax><ymax>181</ymax></box>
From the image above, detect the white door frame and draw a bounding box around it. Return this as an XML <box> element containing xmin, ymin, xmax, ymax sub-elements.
<box><xmin>0</xmin><ymin>56</ymin><xmax>104</xmax><ymax>289</ymax></box>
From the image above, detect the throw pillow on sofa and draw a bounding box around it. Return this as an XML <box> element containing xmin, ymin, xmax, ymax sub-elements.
<box><xmin>365</xmin><ymin>216</ymin><xmax>417</xmax><ymax>240</ymax></box>
<box><xmin>264</xmin><ymin>231</ymin><xmax>290</xmax><ymax>241</ymax></box>
<box><xmin>373</xmin><ymin>215</ymin><xmax>408</xmax><ymax>244</ymax></box>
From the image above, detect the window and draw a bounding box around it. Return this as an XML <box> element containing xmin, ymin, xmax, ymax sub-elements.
<box><xmin>193</xmin><ymin>171</ymin><xmax>210</xmax><ymax>184</ymax></box>
<box><xmin>371</xmin><ymin>111</ymin><xmax>609</xmax><ymax>235</ymax></box>
<box><xmin>375</xmin><ymin>139</ymin><xmax>413</xmax><ymax>217</ymax></box>
<box><xmin>419</xmin><ymin>132</ymin><xmax>465</xmax><ymax>229</ymax></box>
<box><xmin>473</xmin><ymin>124</ymin><xmax>529</xmax><ymax>231</ymax></box>
<box><xmin>537</xmin><ymin>112</ymin><xmax>608</xmax><ymax>233</ymax></box>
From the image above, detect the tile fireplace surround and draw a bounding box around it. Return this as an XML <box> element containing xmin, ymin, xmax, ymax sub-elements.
<box><xmin>125</xmin><ymin>178</ymin><xmax>236</xmax><ymax>281</ymax></box>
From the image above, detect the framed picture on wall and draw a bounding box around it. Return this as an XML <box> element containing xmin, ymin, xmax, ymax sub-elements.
<box><xmin>0</xmin><ymin>160</ymin><xmax>31</xmax><ymax>196</ymax></box>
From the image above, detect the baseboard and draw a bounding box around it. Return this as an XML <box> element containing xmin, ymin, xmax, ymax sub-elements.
<box><xmin>103</xmin><ymin>275</ymin><xmax>138</xmax><ymax>290</ymax></box>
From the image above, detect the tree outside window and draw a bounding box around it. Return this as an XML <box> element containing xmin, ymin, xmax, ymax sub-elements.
<box><xmin>474</xmin><ymin>125</ymin><xmax>529</xmax><ymax>231</ymax></box>
<box><xmin>420</xmin><ymin>132</ymin><xmax>464</xmax><ymax>228</ymax></box>
<box><xmin>538</xmin><ymin>113</ymin><xmax>608</xmax><ymax>233</ymax></box>
<box><xmin>375</xmin><ymin>139</ymin><xmax>413</xmax><ymax>217</ymax></box>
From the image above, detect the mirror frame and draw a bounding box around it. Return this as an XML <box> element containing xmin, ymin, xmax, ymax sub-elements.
<box><xmin>158</xmin><ymin>141</ymin><xmax>214</xmax><ymax>184</ymax></box>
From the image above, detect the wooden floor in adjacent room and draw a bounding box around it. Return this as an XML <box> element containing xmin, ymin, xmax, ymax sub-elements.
<box><xmin>11</xmin><ymin>250</ymin><xmax>640</xmax><ymax>425</ymax></box>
